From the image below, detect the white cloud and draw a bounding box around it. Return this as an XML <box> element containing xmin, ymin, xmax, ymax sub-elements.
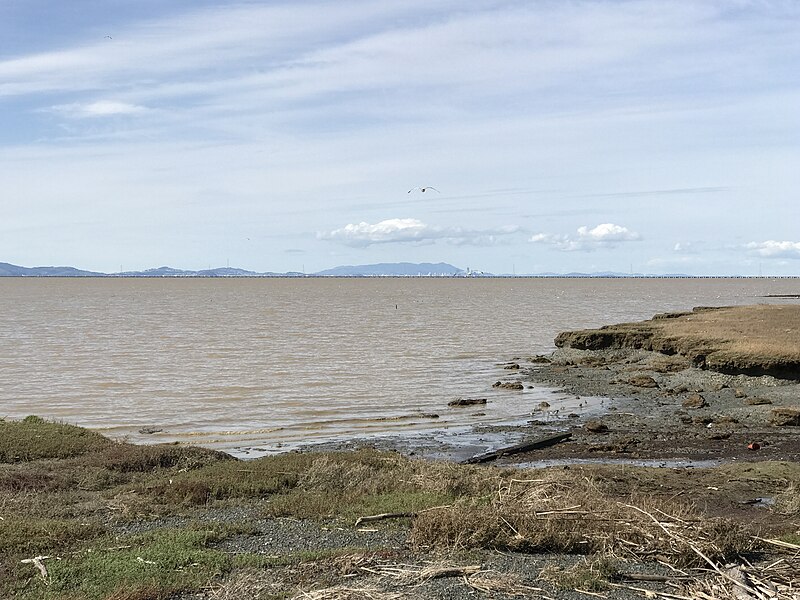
<box><xmin>319</xmin><ymin>218</ymin><xmax>518</xmax><ymax>247</ymax></box>
<box><xmin>745</xmin><ymin>240</ymin><xmax>800</xmax><ymax>259</ymax></box>
<box><xmin>530</xmin><ymin>223</ymin><xmax>641</xmax><ymax>252</ymax></box>
<box><xmin>50</xmin><ymin>100</ymin><xmax>148</xmax><ymax>118</ymax></box>
<box><xmin>577</xmin><ymin>223</ymin><xmax>640</xmax><ymax>243</ymax></box>
<box><xmin>673</xmin><ymin>241</ymin><xmax>703</xmax><ymax>253</ymax></box>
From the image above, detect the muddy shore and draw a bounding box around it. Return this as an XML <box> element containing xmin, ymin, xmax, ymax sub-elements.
<box><xmin>309</xmin><ymin>305</ymin><xmax>800</xmax><ymax>468</ymax></box>
<box><xmin>3</xmin><ymin>305</ymin><xmax>798</xmax><ymax>600</ymax></box>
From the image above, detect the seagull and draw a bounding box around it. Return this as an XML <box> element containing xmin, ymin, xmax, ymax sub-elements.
<box><xmin>105</xmin><ymin>35</ymin><xmax>113</xmax><ymax>39</ymax></box>
<box><xmin>407</xmin><ymin>186</ymin><xmax>440</xmax><ymax>194</ymax></box>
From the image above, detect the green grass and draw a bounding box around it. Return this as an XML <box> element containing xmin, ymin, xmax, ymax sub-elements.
<box><xmin>0</xmin><ymin>517</ymin><xmax>107</xmax><ymax>556</ymax></box>
<box><xmin>0</xmin><ymin>416</ymin><xmax>113</xmax><ymax>462</ymax></box>
<box><xmin>6</xmin><ymin>527</ymin><xmax>275</xmax><ymax>600</ymax></box>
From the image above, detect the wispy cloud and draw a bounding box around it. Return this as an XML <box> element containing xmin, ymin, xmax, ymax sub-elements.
<box><xmin>319</xmin><ymin>218</ymin><xmax>518</xmax><ymax>247</ymax></box>
<box><xmin>585</xmin><ymin>186</ymin><xmax>729</xmax><ymax>199</ymax></box>
<box><xmin>745</xmin><ymin>240</ymin><xmax>800</xmax><ymax>259</ymax></box>
<box><xmin>50</xmin><ymin>100</ymin><xmax>148</xmax><ymax>118</ymax></box>
<box><xmin>1</xmin><ymin>1</ymin><xmax>799</xmax><ymax>274</ymax></box>
<box><xmin>530</xmin><ymin>223</ymin><xmax>642</xmax><ymax>252</ymax></box>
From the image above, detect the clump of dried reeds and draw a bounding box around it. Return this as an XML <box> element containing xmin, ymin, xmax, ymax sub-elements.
<box><xmin>293</xmin><ymin>585</ymin><xmax>404</xmax><ymax>600</ymax></box>
<box><xmin>539</xmin><ymin>554</ymin><xmax>618</xmax><ymax>592</ymax></box>
<box><xmin>411</xmin><ymin>471</ymin><xmax>754</xmax><ymax>567</ymax></box>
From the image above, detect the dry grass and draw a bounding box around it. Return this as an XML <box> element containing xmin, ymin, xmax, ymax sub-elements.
<box><xmin>2</xmin><ymin>417</ymin><xmax>796</xmax><ymax>599</ymax></box>
<box><xmin>411</xmin><ymin>471</ymin><xmax>754</xmax><ymax>566</ymax></box>
<box><xmin>539</xmin><ymin>555</ymin><xmax>618</xmax><ymax>591</ymax></box>
<box><xmin>294</xmin><ymin>586</ymin><xmax>404</xmax><ymax>600</ymax></box>
<box><xmin>660</xmin><ymin>305</ymin><xmax>800</xmax><ymax>360</ymax></box>
<box><xmin>209</xmin><ymin>567</ymin><xmax>286</xmax><ymax>599</ymax></box>
<box><xmin>556</xmin><ymin>304</ymin><xmax>800</xmax><ymax>377</ymax></box>
<box><xmin>775</xmin><ymin>483</ymin><xmax>800</xmax><ymax>517</ymax></box>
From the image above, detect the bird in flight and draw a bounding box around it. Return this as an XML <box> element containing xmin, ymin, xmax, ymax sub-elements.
<box><xmin>408</xmin><ymin>186</ymin><xmax>440</xmax><ymax>194</ymax></box>
<box><xmin>105</xmin><ymin>35</ymin><xmax>113</xmax><ymax>39</ymax></box>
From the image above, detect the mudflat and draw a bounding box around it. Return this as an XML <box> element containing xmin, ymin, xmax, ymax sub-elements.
<box><xmin>509</xmin><ymin>305</ymin><xmax>800</xmax><ymax>467</ymax></box>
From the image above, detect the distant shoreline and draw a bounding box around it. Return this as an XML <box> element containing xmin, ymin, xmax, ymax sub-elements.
<box><xmin>2</xmin><ymin>274</ymin><xmax>800</xmax><ymax>279</ymax></box>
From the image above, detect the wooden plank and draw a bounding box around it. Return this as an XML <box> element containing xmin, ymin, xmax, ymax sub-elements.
<box><xmin>461</xmin><ymin>432</ymin><xmax>572</xmax><ymax>464</ymax></box>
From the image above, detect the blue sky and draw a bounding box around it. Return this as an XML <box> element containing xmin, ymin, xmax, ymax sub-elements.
<box><xmin>1</xmin><ymin>0</ymin><xmax>799</xmax><ymax>275</ymax></box>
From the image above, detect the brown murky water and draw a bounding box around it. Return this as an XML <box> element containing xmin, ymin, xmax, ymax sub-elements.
<box><xmin>1</xmin><ymin>277</ymin><xmax>797</xmax><ymax>454</ymax></box>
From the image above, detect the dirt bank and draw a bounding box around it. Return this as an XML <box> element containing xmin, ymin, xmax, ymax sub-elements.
<box><xmin>553</xmin><ymin>304</ymin><xmax>800</xmax><ymax>379</ymax></box>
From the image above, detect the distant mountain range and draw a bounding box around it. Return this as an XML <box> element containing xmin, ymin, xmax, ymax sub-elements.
<box><xmin>0</xmin><ymin>261</ymin><xmax>460</xmax><ymax>277</ymax></box>
<box><xmin>315</xmin><ymin>262</ymin><xmax>463</xmax><ymax>276</ymax></box>
<box><xmin>0</xmin><ymin>261</ymin><xmax>698</xmax><ymax>278</ymax></box>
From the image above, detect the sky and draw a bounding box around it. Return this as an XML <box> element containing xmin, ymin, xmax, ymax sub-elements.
<box><xmin>1</xmin><ymin>0</ymin><xmax>799</xmax><ymax>276</ymax></box>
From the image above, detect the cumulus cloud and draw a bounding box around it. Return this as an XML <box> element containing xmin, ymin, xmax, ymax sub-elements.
<box><xmin>529</xmin><ymin>223</ymin><xmax>641</xmax><ymax>251</ymax></box>
<box><xmin>745</xmin><ymin>240</ymin><xmax>800</xmax><ymax>259</ymax></box>
<box><xmin>50</xmin><ymin>100</ymin><xmax>148</xmax><ymax>118</ymax></box>
<box><xmin>319</xmin><ymin>218</ymin><xmax>518</xmax><ymax>247</ymax></box>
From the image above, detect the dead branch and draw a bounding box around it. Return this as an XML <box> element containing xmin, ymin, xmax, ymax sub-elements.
<box><xmin>354</xmin><ymin>512</ymin><xmax>416</xmax><ymax>527</ymax></box>
<box><xmin>20</xmin><ymin>555</ymin><xmax>54</xmax><ymax>583</ymax></box>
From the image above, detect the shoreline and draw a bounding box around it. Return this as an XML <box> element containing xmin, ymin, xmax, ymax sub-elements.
<box><xmin>297</xmin><ymin>305</ymin><xmax>800</xmax><ymax>468</ymax></box>
<box><xmin>2</xmin><ymin>304</ymin><xmax>798</xmax><ymax>599</ymax></box>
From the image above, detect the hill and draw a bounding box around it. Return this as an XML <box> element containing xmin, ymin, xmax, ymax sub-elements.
<box><xmin>314</xmin><ymin>262</ymin><xmax>464</xmax><ymax>276</ymax></box>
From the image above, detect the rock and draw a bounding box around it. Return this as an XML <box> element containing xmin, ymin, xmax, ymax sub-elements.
<box><xmin>692</xmin><ymin>415</ymin><xmax>713</xmax><ymax>425</ymax></box>
<box><xmin>714</xmin><ymin>416</ymin><xmax>739</xmax><ymax>424</ymax></box>
<box><xmin>745</xmin><ymin>397</ymin><xmax>773</xmax><ymax>406</ymax></box>
<box><xmin>492</xmin><ymin>381</ymin><xmax>524</xmax><ymax>390</ymax></box>
<box><xmin>682</xmin><ymin>393</ymin><xmax>707</xmax><ymax>409</ymax></box>
<box><xmin>538</xmin><ymin>401</ymin><xmax>551</xmax><ymax>409</ymax></box>
<box><xmin>138</xmin><ymin>427</ymin><xmax>163</xmax><ymax>435</ymax></box>
<box><xmin>679</xmin><ymin>415</ymin><xmax>693</xmax><ymax>424</ymax></box>
<box><xmin>503</xmin><ymin>363</ymin><xmax>521</xmax><ymax>370</ymax></box>
<box><xmin>585</xmin><ymin>420</ymin><xmax>608</xmax><ymax>433</ymax></box>
<box><xmin>577</xmin><ymin>355</ymin><xmax>606</xmax><ymax>367</ymax></box>
<box><xmin>708</xmin><ymin>431</ymin><xmax>731</xmax><ymax>440</ymax></box>
<box><xmin>528</xmin><ymin>355</ymin><xmax>552</xmax><ymax>364</ymax></box>
<box><xmin>448</xmin><ymin>398</ymin><xmax>487</xmax><ymax>407</ymax></box>
<box><xmin>419</xmin><ymin>413</ymin><xmax>440</xmax><ymax>419</ymax></box>
<box><xmin>771</xmin><ymin>407</ymin><xmax>800</xmax><ymax>426</ymax></box>
<box><xmin>627</xmin><ymin>375</ymin><xmax>658</xmax><ymax>388</ymax></box>
<box><xmin>734</xmin><ymin>388</ymin><xmax>748</xmax><ymax>398</ymax></box>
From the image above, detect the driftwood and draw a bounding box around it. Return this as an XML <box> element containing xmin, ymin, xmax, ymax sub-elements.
<box><xmin>21</xmin><ymin>556</ymin><xmax>53</xmax><ymax>581</ymax></box>
<box><xmin>354</xmin><ymin>504</ymin><xmax>452</xmax><ymax>527</ymax></box>
<box><xmin>461</xmin><ymin>432</ymin><xmax>572</xmax><ymax>464</ymax></box>
<box><xmin>354</xmin><ymin>512</ymin><xmax>417</xmax><ymax>527</ymax></box>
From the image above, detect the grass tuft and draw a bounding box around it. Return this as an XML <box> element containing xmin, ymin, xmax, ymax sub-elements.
<box><xmin>0</xmin><ymin>417</ymin><xmax>113</xmax><ymax>462</ymax></box>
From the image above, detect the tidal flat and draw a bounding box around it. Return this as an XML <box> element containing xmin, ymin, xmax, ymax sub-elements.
<box><xmin>2</xmin><ymin>305</ymin><xmax>799</xmax><ymax>599</ymax></box>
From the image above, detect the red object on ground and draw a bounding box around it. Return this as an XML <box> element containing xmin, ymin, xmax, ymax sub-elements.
<box><xmin>747</xmin><ymin>442</ymin><xmax>761</xmax><ymax>451</ymax></box>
